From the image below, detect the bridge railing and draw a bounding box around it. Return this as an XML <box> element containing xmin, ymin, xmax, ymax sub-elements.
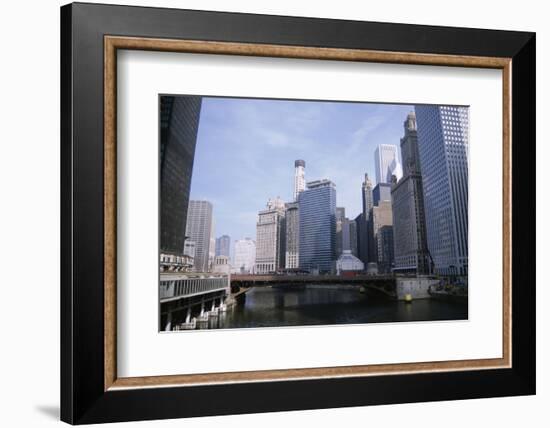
<box><xmin>160</xmin><ymin>274</ymin><xmax>230</xmax><ymax>302</ymax></box>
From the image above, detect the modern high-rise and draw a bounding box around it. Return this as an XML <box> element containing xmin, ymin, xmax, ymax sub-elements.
<box><xmin>391</xmin><ymin>112</ymin><xmax>430</xmax><ymax>274</ymax></box>
<box><xmin>215</xmin><ymin>235</ymin><xmax>231</xmax><ymax>258</ymax></box>
<box><xmin>298</xmin><ymin>179</ymin><xmax>336</xmax><ymax>273</ymax></box>
<box><xmin>160</xmin><ymin>96</ymin><xmax>202</xmax><ymax>256</ymax></box>
<box><xmin>293</xmin><ymin>159</ymin><xmax>306</xmax><ymax>201</ymax></box>
<box><xmin>285</xmin><ymin>202</ymin><xmax>300</xmax><ymax>269</ymax></box>
<box><xmin>185</xmin><ymin>200</ymin><xmax>213</xmax><ymax>272</ymax></box>
<box><xmin>355</xmin><ymin>212</ymin><xmax>368</xmax><ymax>264</ymax></box>
<box><xmin>233</xmin><ymin>238</ymin><xmax>256</xmax><ymax>274</ymax></box>
<box><xmin>415</xmin><ymin>105</ymin><xmax>469</xmax><ymax>276</ymax></box>
<box><xmin>255</xmin><ymin>197</ymin><xmax>286</xmax><ymax>274</ymax></box>
<box><xmin>374</xmin><ymin>144</ymin><xmax>403</xmax><ymax>184</ymax></box>
<box><xmin>373</xmin><ymin>182</ymin><xmax>392</xmax><ymax>205</ymax></box>
<box><xmin>370</xmin><ymin>200</ymin><xmax>394</xmax><ymax>271</ymax></box>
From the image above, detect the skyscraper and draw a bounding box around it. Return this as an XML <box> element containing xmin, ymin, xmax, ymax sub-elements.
<box><xmin>391</xmin><ymin>112</ymin><xmax>430</xmax><ymax>274</ymax></box>
<box><xmin>415</xmin><ymin>105</ymin><xmax>469</xmax><ymax>276</ymax></box>
<box><xmin>347</xmin><ymin>219</ymin><xmax>358</xmax><ymax>257</ymax></box>
<box><xmin>233</xmin><ymin>238</ymin><xmax>256</xmax><ymax>274</ymax></box>
<box><xmin>185</xmin><ymin>200</ymin><xmax>214</xmax><ymax>272</ymax></box>
<box><xmin>285</xmin><ymin>202</ymin><xmax>300</xmax><ymax>269</ymax></box>
<box><xmin>356</xmin><ymin>173</ymin><xmax>374</xmax><ymax>265</ymax></box>
<box><xmin>215</xmin><ymin>235</ymin><xmax>231</xmax><ymax>258</ymax></box>
<box><xmin>298</xmin><ymin>179</ymin><xmax>336</xmax><ymax>273</ymax></box>
<box><xmin>293</xmin><ymin>159</ymin><xmax>306</xmax><ymax>201</ymax></box>
<box><xmin>255</xmin><ymin>197</ymin><xmax>286</xmax><ymax>274</ymax></box>
<box><xmin>376</xmin><ymin>225</ymin><xmax>394</xmax><ymax>273</ymax></box>
<box><xmin>374</xmin><ymin>144</ymin><xmax>403</xmax><ymax>184</ymax></box>
<box><xmin>336</xmin><ymin>208</ymin><xmax>357</xmax><ymax>258</ymax></box>
<box><xmin>361</xmin><ymin>173</ymin><xmax>374</xmax><ymax>220</ymax></box>
<box><xmin>370</xmin><ymin>200</ymin><xmax>394</xmax><ymax>271</ymax></box>
<box><xmin>373</xmin><ymin>182</ymin><xmax>392</xmax><ymax>206</ymax></box>
<box><xmin>160</xmin><ymin>96</ymin><xmax>202</xmax><ymax>256</ymax></box>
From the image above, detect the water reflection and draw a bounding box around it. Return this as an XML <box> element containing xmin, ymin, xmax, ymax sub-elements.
<box><xmin>203</xmin><ymin>286</ymin><xmax>467</xmax><ymax>330</ymax></box>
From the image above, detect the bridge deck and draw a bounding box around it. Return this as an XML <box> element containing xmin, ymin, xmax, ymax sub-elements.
<box><xmin>230</xmin><ymin>274</ymin><xmax>398</xmax><ymax>298</ymax></box>
<box><xmin>231</xmin><ymin>274</ymin><xmax>395</xmax><ymax>284</ymax></box>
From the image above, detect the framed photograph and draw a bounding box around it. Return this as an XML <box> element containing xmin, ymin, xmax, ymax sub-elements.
<box><xmin>61</xmin><ymin>2</ymin><xmax>535</xmax><ymax>424</ymax></box>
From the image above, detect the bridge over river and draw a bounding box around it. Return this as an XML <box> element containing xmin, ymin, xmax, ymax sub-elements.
<box><xmin>230</xmin><ymin>274</ymin><xmax>398</xmax><ymax>298</ymax></box>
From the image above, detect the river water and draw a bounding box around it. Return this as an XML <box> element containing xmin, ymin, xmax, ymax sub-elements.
<box><xmin>199</xmin><ymin>285</ymin><xmax>468</xmax><ymax>330</ymax></box>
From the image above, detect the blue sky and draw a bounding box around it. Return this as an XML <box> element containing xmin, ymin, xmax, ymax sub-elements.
<box><xmin>189</xmin><ymin>97</ymin><xmax>413</xmax><ymax>243</ymax></box>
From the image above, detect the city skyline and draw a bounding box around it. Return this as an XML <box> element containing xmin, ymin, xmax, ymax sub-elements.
<box><xmin>159</xmin><ymin>96</ymin><xmax>470</xmax><ymax>331</ymax></box>
<box><xmin>189</xmin><ymin>97</ymin><xmax>411</xmax><ymax>243</ymax></box>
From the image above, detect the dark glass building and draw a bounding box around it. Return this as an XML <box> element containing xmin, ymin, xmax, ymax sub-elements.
<box><xmin>160</xmin><ymin>96</ymin><xmax>202</xmax><ymax>256</ymax></box>
<box><xmin>355</xmin><ymin>173</ymin><xmax>376</xmax><ymax>265</ymax></box>
<box><xmin>376</xmin><ymin>225</ymin><xmax>395</xmax><ymax>273</ymax></box>
<box><xmin>298</xmin><ymin>179</ymin><xmax>336</xmax><ymax>273</ymax></box>
<box><xmin>373</xmin><ymin>182</ymin><xmax>392</xmax><ymax>206</ymax></box>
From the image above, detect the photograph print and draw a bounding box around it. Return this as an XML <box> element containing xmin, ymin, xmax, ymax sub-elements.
<box><xmin>159</xmin><ymin>95</ymin><xmax>469</xmax><ymax>332</ymax></box>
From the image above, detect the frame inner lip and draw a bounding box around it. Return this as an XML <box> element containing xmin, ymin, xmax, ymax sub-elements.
<box><xmin>103</xmin><ymin>36</ymin><xmax>512</xmax><ymax>390</ymax></box>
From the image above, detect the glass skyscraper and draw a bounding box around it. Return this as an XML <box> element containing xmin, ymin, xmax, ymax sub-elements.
<box><xmin>415</xmin><ymin>105</ymin><xmax>469</xmax><ymax>276</ymax></box>
<box><xmin>373</xmin><ymin>182</ymin><xmax>392</xmax><ymax>206</ymax></box>
<box><xmin>374</xmin><ymin>144</ymin><xmax>403</xmax><ymax>185</ymax></box>
<box><xmin>160</xmin><ymin>96</ymin><xmax>202</xmax><ymax>256</ymax></box>
<box><xmin>298</xmin><ymin>179</ymin><xmax>336</xmax><ymax>273</ymax></box>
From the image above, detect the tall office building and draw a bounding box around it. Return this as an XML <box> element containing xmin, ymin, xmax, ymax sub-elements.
<box><xmin>356</xmin><ymin>173</ymin><xmax>374</xmax><ymax>265</ymax></box>
<box><xmin>362</xmin><ymin>173</ymin><xmax>374</xmax><ymax>220</ymax></box>
<box><xmin>373</xmin><ymin>182</ymin><xmax>392</xmax><ymax>205</ymax></box>
<box><xmin>215</xmin><ymin>235</ymin><xmax>231</xmax><ymax>258</ymax></box>
<box><xmin>342</xmin><ymin>218</ymin><xmax>358</xmax><ymax>256</ymax></box>
<box><xmin>298</xmin><ymin>179</ymin><xmax>336</xmax><ymax>273</ymax></box>
<box><xmin>374</xmin><ymin>144</ymin><xmax>403</xmax><ymax>184</ymax></box>
<box><xmin>370</xmin><ymin>200</ymin><xmax>394</xmax><ymax>271</ymax></box>
<box><xmin>293</xmin><ymin>159</ymin><xmax>306</xmax><ymax>201</ymax></box>
<box><xmin>160</xmin><ymin>96</ymin><xmax>202</xmax><ymax>256</ymax></box>
<box><xmin>285</xmin><ymin>202</ymin><xmax>300</xmax><ymax>269</ymax></box>
<box><xmin>233</xmin><ymin>238</ymin><xmax>256</xmax><ymax>274</ymax></box>
<box><xmin>391</xmin><ymin>112</ymin><xmax>430</xmax><ymax>274</ymax></box>
<box><xmin>185</xmin><ymin>200</ymin><xmax>214</xmax><ymax>272</ymax></box>
<box><xmin>376</xmin><ymin>225</ymin><xmax>394</xmax><ymax>273</ymax></box>
<box><xmin>415</xmin><ymin>105</ymin><xmax>469</xmax><ymax>275</ymax></box>
<box><xmin>255</xmin><ymin>197</ymin><xmax>286</xmax><ymax>274</ymax></box>
<box><xmin>347</xmin><ymin>219</ymin><xmax>358</xmax><ymax>257</ymax></box>
<box><xmin>336</xmin><ymin>208</ymin><xmax>357</xmax><ymax>258</ymax></box>
<box><xmin>355</xmin><ymin>212</ymin><xmax>368</xmax><ymax>264</ymax></box>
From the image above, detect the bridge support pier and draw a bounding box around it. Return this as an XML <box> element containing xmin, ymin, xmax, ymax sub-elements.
<box><xmin>164</xmin><ymin>311</ymin><xmax>172</xmax><ymax>332</ymax></box>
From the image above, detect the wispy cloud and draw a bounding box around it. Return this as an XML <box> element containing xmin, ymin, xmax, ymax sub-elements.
<box><xmin>189</xmin><ymin>96</ymin><xmax>412</xmax><ymax>241</ymax></box>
